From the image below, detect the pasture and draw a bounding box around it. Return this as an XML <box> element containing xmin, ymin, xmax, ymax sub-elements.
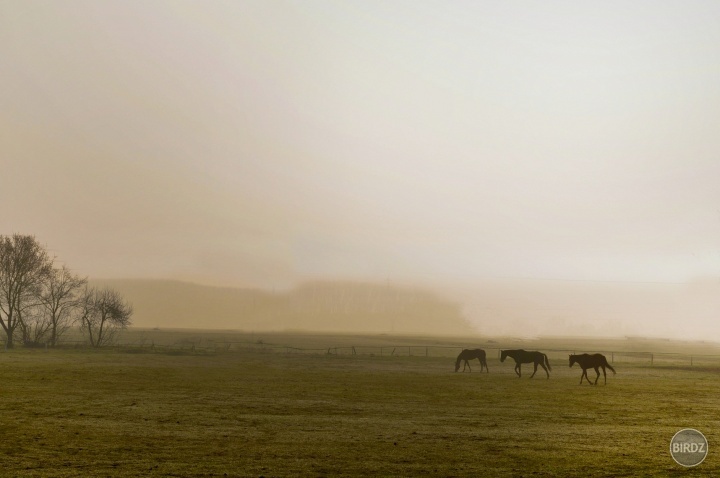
<box><xmin>2</xmin><ymin>331</ymin><xmax>720</xmax><ymax>476</ymax></box>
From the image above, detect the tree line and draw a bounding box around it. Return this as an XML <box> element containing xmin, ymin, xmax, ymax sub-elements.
<box><xmin>0</xmin><ymin>234</ymin><xmax>132</xmax><ymax>348</ymax></box>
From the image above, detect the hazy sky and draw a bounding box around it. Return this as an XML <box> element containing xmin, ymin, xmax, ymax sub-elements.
<box><xmin>2</xmin><ymin>1</ymin><xmax>720</xmax><ymax>288</ymax></box>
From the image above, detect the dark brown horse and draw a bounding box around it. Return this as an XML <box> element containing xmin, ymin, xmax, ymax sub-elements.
<box><xmin>500</xmin><ymin>349</ymin><xmax>551</xmax><ymax>378</ymax></box>
<box><xmin>455</xmin><ymin>349</ymin><xmax>489</xmax><ymax>373</ymax></box>
<box><xmin>569</xmin><ymin>353</ymin><xmax>616</xmax><ymax>385</ymax></box>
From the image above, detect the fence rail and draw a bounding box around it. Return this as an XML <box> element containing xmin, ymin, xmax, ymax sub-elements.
<box><xmin>7</xmin><ymin>338</ymin><xmax>720</xmax><ymax>366</ymax></box>
<box><xmin>132</xmin><ymin>341</ymin><xmax>720</xmax><ymax>366</ymax></box>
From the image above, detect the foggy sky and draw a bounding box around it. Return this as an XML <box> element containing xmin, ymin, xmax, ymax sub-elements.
<box><xmin>2</xmin><ymin>0</ymin><xmax>720</xmax><ymax>291</ymax></box>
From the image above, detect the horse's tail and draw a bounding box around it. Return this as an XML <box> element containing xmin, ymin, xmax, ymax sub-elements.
<box><xmin>604</xmin><ymin>356</ymin><xmax>616</xmax><ymax>375</ymax></box>
<box><xmin>544</xmin><ymin>353</ymin><xmax>552</xmax><ymax>371</ymax></box>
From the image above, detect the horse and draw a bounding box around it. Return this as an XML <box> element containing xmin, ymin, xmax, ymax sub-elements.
<box><xmin>569</xmin><ymin>353</ymin><xmax>616</xmax><ymax>385</ymax></box>
<box><xmin>500</xmin><ymin>349</ymin><xmax>551</xmax><ymax>378</ymax></box>
<box><xmin>454</xmin><ymin>349</ymin><xmax>489</xmax><ymax>373</ymax></box>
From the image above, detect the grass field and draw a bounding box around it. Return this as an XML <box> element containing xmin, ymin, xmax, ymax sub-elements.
<box><xmin>2</xmin><ymin>331</ymin><xmax>720</xmax><ymax>476</ymax></box>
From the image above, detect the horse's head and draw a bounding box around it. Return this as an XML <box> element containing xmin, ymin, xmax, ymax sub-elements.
<box><xmin>569</xmin><ymin>355</ymin><xmax>576</xmax><ymax>367</ymax></box>
<box><xmin>500</xmin><ymin>350</ymin><xmax>507</xmax><ymax>362</ymax></box>
<box><xmin>454</xmin><ymin>361</ymin><xmax>460</xmax><ymax>372</ymax></box>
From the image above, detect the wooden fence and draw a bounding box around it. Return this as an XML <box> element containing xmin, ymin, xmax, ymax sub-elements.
<box><xmin>94</xmin><ymin>339</ymin><xmax>720</xmax><ymax>366</ymax></box>
<box><xmin>9</xmin><ymin>338</ymin><xmax>720</xmax><ymax>366</ymax></box>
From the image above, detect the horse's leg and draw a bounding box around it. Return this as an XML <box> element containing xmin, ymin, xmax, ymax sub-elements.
<box><xmin>578</xmin><ymin>370</ymin><xmax>584</xmax><ymax>385</ymax></box>
<box><xmin>582</xmin><ymin>369</ymin><xmax>591</xmax><ymax>385</ymax></box>
<box><xmin>601</xmin><ymin>365</ymin><xmax>607</xmax><ymax>385</ymax></box>
<box><xmin>538</xmin><ymin>361</ymin><xmax>549</xmax><ymax>379</ymax></box>
<box><xmin>515</xmin><ymin>363</ymin><xmax>521</xmax><ymax>377</ymax></box>
<box><xmin>484</xmin><ymin>360</ymin><xmax>489</xmax><ymax>373</ymax></box>
<box><xmin>464</xmin><ymin>360</ymin><xmax>471</xmax><ymax>372</ymax></box>
<box><xmin>530</xmin><ymin>362</ymin><xmax>538</xmax><ymax>378</ymax></box>
<box><xmin>594</xmin><ymin>367</ymin><xmax>600</xmax><ymax>385</ymax></box>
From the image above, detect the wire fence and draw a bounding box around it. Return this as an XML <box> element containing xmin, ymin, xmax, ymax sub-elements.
<box><xmin>45</xmin><ymin>338</ymin><xmax>720</xmax><ymax>367</ymax></box>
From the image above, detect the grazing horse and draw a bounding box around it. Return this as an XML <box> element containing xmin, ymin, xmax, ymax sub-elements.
<box><xmin>454</xmin><ymin>349</ymin><xmax>489</xmax><ymax>373</ymax></box>
<box><xmin>569</xmin><ymin>353</ymin><xmax>616</xmax><ymax>385</ymax></box>
<box><xmin>500</xmin><ymin>349</ymin><xmax>551</xmax><ymax>378</ymax></box>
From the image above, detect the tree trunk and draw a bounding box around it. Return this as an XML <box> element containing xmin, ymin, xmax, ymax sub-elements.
<box><xmin>2</xmin><ymin>312</ymin><xmax>14</xmax><ymax>349</ymax></box>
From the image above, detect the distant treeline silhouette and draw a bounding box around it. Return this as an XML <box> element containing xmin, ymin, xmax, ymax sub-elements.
<box><xmin>93</xmin><ymin>279</ymin><xmax>475</xmax><ymax>335</ymax></box>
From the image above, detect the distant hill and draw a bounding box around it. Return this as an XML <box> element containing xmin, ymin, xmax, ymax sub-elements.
<box><xmin>91</xmin><ymin>277</ymin><xmax>720</xmax><ymax>340</ymax></box>
<box><xmin>91</xmin><ymin>279</ymin><xmax>476</xmax><ymax>335</ymax></box>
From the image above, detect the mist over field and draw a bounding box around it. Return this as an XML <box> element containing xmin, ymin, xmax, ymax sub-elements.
<box><xmin>3</xmin><ymin>2</ymin><xmax>720</xmax><ymax>341</ymax></box>
<box><xmin>444</xmin><ymin>277</ymin><xmax>720</xmax><ymax>339</ymax></box>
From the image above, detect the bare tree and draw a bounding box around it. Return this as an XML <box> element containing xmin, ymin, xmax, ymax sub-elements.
<box><xmin>17</xmin><ymin>300</ymin><xmax>51</xmax><ymax>347</ymax></box>
<box><xmin>79</xmin><ymin>287</ymin><xmax>133</xmax><ymax>347</ymax></box>
<box><xmin>0</xmin><ymin>235</ymin><xmax>53</xmax><ymax>348</ymax></box>
<box><xmin>37</xmin><ymin>266</ymin><xmax>87</xmax><ymax>347</ymax></box>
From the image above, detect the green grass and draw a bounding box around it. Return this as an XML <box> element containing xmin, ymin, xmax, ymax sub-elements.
<box><xmin>2</xmin><ymin>333</ymin><xmax>720</xmax><ymax>476</ymax></box>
